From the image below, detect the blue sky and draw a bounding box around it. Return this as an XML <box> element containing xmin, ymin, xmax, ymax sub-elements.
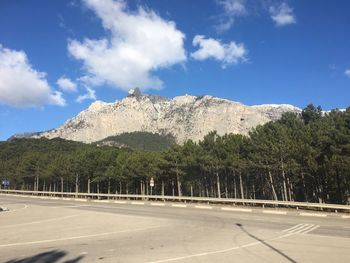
<box><xmin>0</xmin><ymin>0</ymin><xmax>349</xmax><ymax>140</ymax></box>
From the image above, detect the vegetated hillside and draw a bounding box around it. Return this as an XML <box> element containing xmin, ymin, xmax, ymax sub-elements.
<box><xmin>95</xmin><ymin>132</ymin><xmax>176</xmax><ymax>151</ymax></box>
<box><xmin>1</xmin><ymin>105</ymin><xmax>349</xmax><ymax>205</ymax></box>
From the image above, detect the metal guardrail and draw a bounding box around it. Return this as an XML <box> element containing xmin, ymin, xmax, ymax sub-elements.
<box><xmin>1</xmin><ymin>189</ymin><xmax>349</xmax><ymax>213</ymax></box>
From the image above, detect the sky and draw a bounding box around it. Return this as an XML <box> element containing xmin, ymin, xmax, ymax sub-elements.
<box><xmin>0</xmin><ymin>0</ymin><xmax>350</xmax><ymax>141</ymax></box>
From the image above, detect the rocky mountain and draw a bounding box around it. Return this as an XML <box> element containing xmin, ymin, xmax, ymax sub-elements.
<box><xmin>32</xmin><ymin>89</ymin><xmax>301</xmax><ymax>143</ymax></box>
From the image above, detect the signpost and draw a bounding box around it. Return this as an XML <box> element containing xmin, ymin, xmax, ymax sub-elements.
<box><xmin>150</xmin><ymin>177</ymin><xmax>154</xmax><ymax>195</ymax></box>
<box><xmin>1</xmin><ymin>180</ymin><xmax>10</xmax><ymax>189</ymax></box>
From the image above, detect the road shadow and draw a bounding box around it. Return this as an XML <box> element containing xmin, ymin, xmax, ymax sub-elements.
<box><xmin>5</xmin><ymin>250</ymin><xmax>85</xmax><ymax>263</ymax></box>
<box><xmin>236</xmin><ymin>223</ymin><xmax>296</xmax><ymax>263</ymax></box>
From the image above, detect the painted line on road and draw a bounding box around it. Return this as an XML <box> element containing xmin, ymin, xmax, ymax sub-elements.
<box><xmin>221</xmin><ymin>207</ymin><xmax>252</xmax><ymax>212</ymax></box>
<box><xmin>195</xmin><ymin>205</ymin><xmax>213</xmax><ymax>210</ymax></box>
<box><xmin>151</xmin><ymin>203</ymin><xmax>166</xmax><ymax>206</ymax></box>
<box><xmin>171</xmin><ymin>204</ymin><xmax>187</xmax><ymax>208</ymax></box>
<box><xmin>299</xmin><ymin>212</ymin><xmax>327</xmax><ymax>217</ymax></box>
<box><xmin>341</xmin><ymin>215</ymin><xmax>350</xmax><ymax>219</ymax></box>
<box><xmin>0</xmin><ymin>214</ymin><xmax>82</xmax><ymax>229</ymax></box>
<box><xmin>114</xmin><ymin>200</ymin><xmax>127</xmax><ymax>204</ymax></box>
<box><xmin>147</xmin><ymin>231</ymin><xmax>296</xmax><ymax>263</ymax></box>
<box><xmin>50</xmin><ymin>197</ymin><xmax>60</xmax><ymax>200</ymax></box>
<box><xmin>62</xmin><ymin>198</ymin><xmax>71</xmax><ymax>201</ymax></box>
<box><xmin>51</xmin><ymin>205</ymin><xmax>90</xmax><ymax>209</ymax></box>
<box><xmin>282</xmin><ymin>223</ymin><xmax>304</xmax><ymax>232</ymax></box>
<box><xmin>131</xmin><ymin>201</ymin><xmax>145</xmax><ymax>205</ymax></box>
<box><xmin>0</xmin><ymin>225</ymin><xmax>164</xmax><ymax>248</ymax></box>
<box><xmin>302</xmin><ymin>225</ymin><xmax>320</xmax><ymax>234</ymax></box>
<box><xmin>92</xmin><ymin>200</ymin><xmax>111</xmax><ymax>203</ymax></box>
<box><xmin>74</xmin><ymin>199</ymin><xmax>88</xmax><ymax>202</ymax></box>
<box><xmin>263</xmin><ymin>210</ymin><xmax>287</xmax><ymax>215</ymax></box>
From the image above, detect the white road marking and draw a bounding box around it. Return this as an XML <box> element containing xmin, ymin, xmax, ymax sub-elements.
<box><xmin>114</xmin><ymin>200</ymin><xmax>127</xmax><ymax>204</ymax></box>
<box><xmin>74</xmin><ymin>199</ymin><xmax>87</xmax><ymax>202</ymax></box>
<box><xmin>221</xmin><ymin>207</ymin><xmax>252</xmax><ymax>212</ymax></box>
<box><xmin>0</xmin><ymin>214</ymin><xmax>81</xmax><ymax>229</ymax></box>
<box><xmin>302</xmin><ymin>225</ymin><xmax>320</xmax><ymax>234</ymax></box>
<box><xmin>171</xmin><ymin>204</ymin><xmax>187</xmax><ymax>208</ymax></box>
<box><xmin>151</xmin><ymin>203</ymin><xmax>166</xmax><ymax>206</ymax></box>
<box><xmin>131</xmin><ymin>201</ymin><xmax>145</xmax><ymax>205</ymax></box>
<box><xmin>282</xmin><ymin>223</ymin><xmax>304</xmax><ymax>232</ymax></box>
<box><xmin>299</xmin><ymin>212</ymin><xmax>327</xmax><ymax>217</ymax></box>
<box><xmin>262</xmin><ymin>210</ymin><xmax>287</xmax><ymax>215</ymax></box>
<box><xmin>0</xmin><ymin>225</ymin><xmax>163</xmax><ymax>248</ymax></box>
<box><xmin>287</xmin><ymin>224</ymin><xmax>310</xmax><ymax>233</ymax></box>
<box><xmin>51</xmin><ymin>205</ymin><xmax>90</xmax><ymax>209</ymax></box>
<box><xmin>195</xmin><ymin>205</ymin><xmax>213</xmax><ymax>210</ymax></box>
<box><xmin>92</xmin><ymin>200</ymin><xmax>110</xmax><ymax>203</ymax></box>
<box><xmin>147</xmin><ymin>232</ymin><xmax>295</xmax><ymax>263</ymax></box>
<box><xmin>341</xmin><ymin>215</ymin><xmax>350</xmax><ymax>219</ymax></box>
<box><xmin>283</xmin><ymin>224</ymin><xmax>320</xmax><ymax>235</ymax></box>
<box><xmin>62</xmin><ymin>198</ymin><xmax>71</xmax><ymax>200</ymax></box>
<box><xmin>50</xmin><ymin>197</ymin><xmax>60</xmax><ymax>200</ymax></box>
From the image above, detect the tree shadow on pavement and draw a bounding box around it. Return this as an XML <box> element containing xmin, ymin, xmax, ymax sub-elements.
<box><xmin>236</xmin><ymin>223</ymin><xmax>296</xmax><ymax>263</ymax></box>
<box><xmin>5</xmin><ymin>250</ymin><xmax>85</xmax><ymax>263</ymax></box>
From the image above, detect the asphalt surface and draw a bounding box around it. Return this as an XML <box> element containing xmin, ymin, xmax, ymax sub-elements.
<box><xmin>0</xmin><ymin>195</ymin><xmax>349</xmax><ymax>263</ymax></box>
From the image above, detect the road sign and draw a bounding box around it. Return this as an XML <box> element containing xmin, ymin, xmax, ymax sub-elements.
<box><xmin>2</xmin><ymin>180</ymin><xmax>10</xmax><ymax>187</ymax></box>
<box><xmin>150</xmin><ymin>177</ymin><xmax>154</xmax><ymax>187</ymax></box>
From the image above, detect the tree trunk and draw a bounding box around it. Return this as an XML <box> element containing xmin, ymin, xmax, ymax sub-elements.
<box><xmin>161</xmin><ymin>180</ymin><xmax>165</xmax><ymax>196</ymax></box>
<box><xmin>190</xmin><ymin>184</ymin><xmax>193</xmax><ymax>197</ymax></box>
<box><xmin>176</xmin><ymin>171</ymin><xmax>182</xmax><ymax>197</ymax></box>
<box><xmin>172</xmin><ymin>180</ymin><xmax>175</xmax><ymax>196</ymax></box>
<box><xmin>216</xmin><ymin>166</ymin><xmax>221</xmax><ymax>198</ymax></box>
<box><xmin>87</xmin><ymin>178</ymin><xmax>91</xmax><ymax>194</ymax></box>
<box><xmin>61</xmin><ymin>177</ymin><xmax>64</xmax><ymax>193</ymax></box>
<box><xmin>75</xmin><ymin>174</ymin><xmax>79</xmax><ymax>197</ymax></box>
<box><xmin>268</xmin><ymin>170</ymin><xmax>278</xmax><ymax>201</ymax></box>
<box><xmin>108</xmin><ymin>179</ymin><xmax>111</xmax><ymax>195</ymax></box>
<box><xmin>233</xmin><ymin>173</ymin><xmax>237</xmax><ymax>199</ymax></box>
<box><xmin>301</xmin><ymin>172</ymin><xmax>308</xmax><ymax>202</ymax></box>
<box><xmin>239</xmin><ymin>171</ymin><xmax>244</xmax><ymax>199</ymax></box>
<box><xmin>281</xmin><ymin>156</ymin><xmax>288</xmax><ymax>201</ymax></box>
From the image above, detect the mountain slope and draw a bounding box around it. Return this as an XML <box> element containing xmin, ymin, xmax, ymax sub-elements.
<box><xmin>34</xmin><ymin>89</ymin><xmax>301</xmax><ymax>143</ymax></box>
<box><xmin>95</xmin><ymin>131</ymin><xmax>176</xmax><ymax>151</ymax></box>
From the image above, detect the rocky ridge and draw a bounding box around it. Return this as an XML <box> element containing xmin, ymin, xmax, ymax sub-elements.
<box><xmin>32</xmin><ymin>89</ymin><xmax>301</xmax><ymax>143</ymax></box>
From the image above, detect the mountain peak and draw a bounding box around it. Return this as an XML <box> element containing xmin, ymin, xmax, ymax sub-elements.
<box><xmin>34</xmin><ymin>92</ymin><xmax>301</xmax><ymax>144</ymax></box>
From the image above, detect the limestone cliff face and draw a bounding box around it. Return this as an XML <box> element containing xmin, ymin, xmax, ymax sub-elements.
<box><xmin>35</xmin><ymin>90</ymin><xmax>301</xmax><ymax>143</ymax></box>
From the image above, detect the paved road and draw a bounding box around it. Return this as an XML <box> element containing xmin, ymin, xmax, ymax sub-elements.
<box><xmin>0</xmin><ymin>195</ymin><xmax>349</xmax><ymax>263</ymax></box>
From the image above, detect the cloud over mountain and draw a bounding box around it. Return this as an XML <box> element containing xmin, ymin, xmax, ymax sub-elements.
<box><xmin>68</xmin><ymin>0</ymin><xmax>187</xmax><ymax>91</ymax></box>
<box><xmin>191</xmin><ymin>35</ymin><xmax>247</xmax><ymax>68</ymax></box>
<box><xmin>0</xmin><ymin>45</ymin><xmax>65</xmax><ymax>108</ymax></box>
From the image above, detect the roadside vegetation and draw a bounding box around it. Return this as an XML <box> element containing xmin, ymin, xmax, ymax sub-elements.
<box><xmin>0</xmin><ymin>105</ymin><xmax>349</xmax><ymax>204</ymax></box>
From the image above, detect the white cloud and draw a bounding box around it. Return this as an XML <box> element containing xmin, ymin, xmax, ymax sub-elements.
<box><xmin>0</xmin><ymin>45</ymin><xmax>65</xmax><ymax>108</ymax></box>
<box><xmin>68</xmin><ymin>0</ymin><xmax>186</xmax><ymax>92</ymax></box>
<box><xmin>57</xmin><ymin>77</ymin><xmax>77</xmax><ymax>92</ymax></box>
<box><xmin>76</xmin><ymin>87</ymin><xmax>96</xmax><ymax>103</ymax></box>
<box><xmin>191</xmin><ymin>35</ymin><xmax>247</xmax><ymax>67</ymax></box>
<box><xmin>216</xmin><ymin>0</ymin><xmax>246</xmax><ymax>33</ymax></box>
<box><xmin>345</xmin><ymin>69</ymin><xmax>350</xmax><ymax>77</ymax></box>
<box><xmin>269</xmin><ymin>3</ymin><xmax>296</xmax><ymax>26</ymax></box>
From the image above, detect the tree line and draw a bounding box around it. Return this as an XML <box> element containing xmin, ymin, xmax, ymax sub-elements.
<box><xmin>0</xmin><ymin>105</ymin><xmax>349</xmax><ymax>204</ymax></box>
